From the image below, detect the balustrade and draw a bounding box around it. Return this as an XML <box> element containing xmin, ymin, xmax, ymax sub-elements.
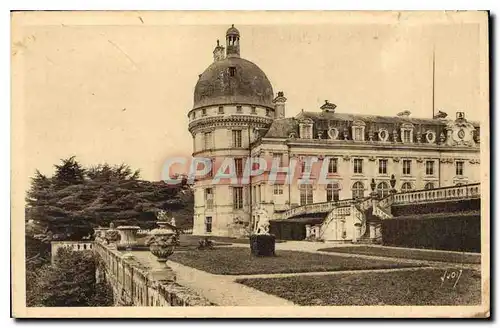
<box><xmin>392</xmin><ymin>183</ymin><xmax>480</xmax><ymax>205</ymax></box>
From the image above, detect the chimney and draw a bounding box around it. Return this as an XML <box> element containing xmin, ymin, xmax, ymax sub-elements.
<box><xmin>272</xmin><ymin>91</ymin><xmax>287</xmax><ymax>119</ymax></box>
<box><xmin>213</xmin><ymin>40</ymin><xmax>225</xmax><ymax>62</ymax></box>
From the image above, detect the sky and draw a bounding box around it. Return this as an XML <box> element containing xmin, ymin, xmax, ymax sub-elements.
<box><xmin>12</xmin><ymin>11</ymin><xmax>486</xmax><ymax>190</ymax></box>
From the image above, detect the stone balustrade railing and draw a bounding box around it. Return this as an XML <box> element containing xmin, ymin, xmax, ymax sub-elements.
<box><xmin>275</xmin><ymin>198</ymin><xmax>358</xmax><ymax>220</ymax></box>
<box><xmin>93</xmin><ymin>241</ymin><xmax>213</xmax><ymax>306</ymax></box>
<box><xmin>392</xmin><ymin>183</ymin><xmax>480</xmax><ymax>205</ymax></box>
<box><xmin>51</xmin><ymin>241</ymin><xmax>93</xmax><ymax>264</ymax></box>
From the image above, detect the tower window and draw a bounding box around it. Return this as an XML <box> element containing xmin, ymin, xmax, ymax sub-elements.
<box><xmin>218</xmin><ymin>106</ymin><xmax>224</xmax><ymax>114</ymax></box>
<box><xmin>229</xmin><ymin>67</ymin><xmax>236</xmax><ymax>77</ymax></box>
<box><xmin>236</xmin><ymin>105</ymin><xmax>242</xmax><ymax>113</ymax></box>
<box><xmin>202</xmin><ymin>108</ymin><xmax>207</xmax><ymax>116</ymax></box>
<box><xmin>251</xmin><ymin>106</ymin><xmax>257</xmax><ymax>114</ymax></box>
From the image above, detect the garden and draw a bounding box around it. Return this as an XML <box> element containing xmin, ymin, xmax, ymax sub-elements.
<box><xmin>236</xmin><ymin>268</ymin><xmax>482</xmax><ymax>305</ymax></box>
<box><xmin>317</xmin><ymin>245</ymin><xmax>481</xmax><ymax>264</ymax></box>
<box><xmin>168</xmin><ymin>247</ymin><xmax>426</xmax><ymax>275</ymax></box>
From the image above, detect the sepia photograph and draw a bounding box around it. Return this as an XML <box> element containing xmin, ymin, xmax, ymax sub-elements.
<box><xmin>10</xmin><ymin>10</ymin><xmax>490</xmax><ymax>318</ymax></box>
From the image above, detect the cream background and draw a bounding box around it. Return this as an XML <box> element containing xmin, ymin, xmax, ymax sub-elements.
<box><xmin>11</xmin><ymin>11</ymin><xmax>490</xmax><ymax>318</ymax></box>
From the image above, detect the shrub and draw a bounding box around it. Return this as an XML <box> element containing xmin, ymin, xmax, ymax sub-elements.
<box><xmin>250</xmin><ymin>234</ymin><xmax>276</xmax><ymax>256</ymax></box>
<box><xmin>197</xmin><ymin>237</ymin><xmax>214</xmax><ymax>250</ymax></box>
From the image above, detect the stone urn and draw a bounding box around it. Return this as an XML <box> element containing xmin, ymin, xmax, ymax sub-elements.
<box><xmin>116</xmin><ymin>225</ymin><xmax>140</xmax><ymax>249</ymax></box>
<box><xmin>93</xmin><ymin>227</ymin><xmax>108</xmax><ymax>242</ymax></box>
<box><xmin>145</xmin><ymin>217</ymin><xmax>178</xmax><ymax>282</ymax></box>
<box><xmin>145</xmin><ymin>220</ymin><xmax>177</xmax><ymax>263</ymax></box>
<box><xmin>105</xmin><ymin>222</ymin><xmax>121</xmax><ymax>249</ymax></box>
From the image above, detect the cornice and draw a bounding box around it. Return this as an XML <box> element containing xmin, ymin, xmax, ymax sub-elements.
<box><xmin>188</xmin><ymin>115</ymin><xmax>273</xmax><ymax>133</ymax></box>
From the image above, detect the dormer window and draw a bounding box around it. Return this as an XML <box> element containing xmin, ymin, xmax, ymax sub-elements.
<box><xmin>298</xmin><ymin>118</ymin><xmax>314</xmax><ymax>139</ymax></box>
<box><xmin>400</xmin><ymin>123</ymin><xmax>414</xmax><ymax>143</ymax></box>
<box><xmin>229</xmin><ymin>67</ymin><xmax>236</xmax><ymax>77</ymax></box>
<box><xmin>352</xmin><ymin>120</ymin><xmax>366</xmax><ymax>141</ymax></box>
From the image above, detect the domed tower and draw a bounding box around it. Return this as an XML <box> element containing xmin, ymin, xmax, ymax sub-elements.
<box><xmin>188</xmin><ymin>25</ymin><xmax>275</xmax><ymax>237</ymax></box>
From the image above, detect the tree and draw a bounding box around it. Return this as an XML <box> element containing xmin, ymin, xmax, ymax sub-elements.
<box><xmin>27</xmin><ymin>248</ymin><xmax>114</xmax><ymax>307</ymax></box>
<box><xmin>25</xmin><ymin>157</ymin><xmax>193</xmax><ymax>241</ymax></box>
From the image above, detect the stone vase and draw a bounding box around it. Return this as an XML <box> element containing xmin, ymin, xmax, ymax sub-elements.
<box><xmin>147</xmin><ymin>220</ymin><xmax>177</xmax><ymax>263</ymax></box>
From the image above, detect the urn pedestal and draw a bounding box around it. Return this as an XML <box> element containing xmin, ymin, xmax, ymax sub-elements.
<box><xmin>146</xmin><ymin>219</ymin><xmax>178</xmax><ymax>282</ymax></box>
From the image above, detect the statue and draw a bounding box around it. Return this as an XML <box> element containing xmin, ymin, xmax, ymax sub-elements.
<box><xmin>254</xmin><ymin>210</ymin><xmax>270</xmax><ymax>235</ymax></box>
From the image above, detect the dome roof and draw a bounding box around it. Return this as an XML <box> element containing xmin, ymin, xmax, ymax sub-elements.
<box><xmin>193</xmin><ymin>57</ymin><xmax>274</xmax><ymax>109</ymax></box>
<box><xmin>226</xmin><ymin>25</ymin><xmax>240</xmax><ymax>36</ymax></box>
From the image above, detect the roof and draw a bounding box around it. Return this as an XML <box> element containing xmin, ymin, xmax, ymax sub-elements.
<box><xmin>260</xmin><ymin>110</ymin><xmax>480</xmax><ymax>139</ymax></box>
<box><xmin>262</xmin><ymin>118</ymin><xmax>298</xmax><ymax>138</ymax></box>
<box><xmin>193</xmin><ymin>57</ymin><xmax>274</xmax><ymax>109</ymax></box>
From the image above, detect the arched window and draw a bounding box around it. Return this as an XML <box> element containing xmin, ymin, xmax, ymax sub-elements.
<box><xmin>299</xmin><ymin>184</ymin><xmax>314</xmax><ymax>205</ymax></box>
<box><xmin>377</xmin><ymin>182</ymin><xmax>390</xmax><ymax>198</ymax></box>
<box><xmin>424</xmin><ymin>182</ymin><xmax>435</xmax><ymax>190</ymax></box>
<box><xmin>326</xmin><ymin>183</ymin><xmax>340</xmax><ymax>201</ymax></box>
<box><xmin>401</xmin><ymin>182</ymin><xmax>412</xmax><ymax>193</ymax></box>
<box><xmin>352</xmin><ymin>181</ymin><xmax>365</xmax><ymax>199</ymax></box>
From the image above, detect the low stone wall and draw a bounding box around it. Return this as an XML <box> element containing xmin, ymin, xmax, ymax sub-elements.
<box><xmin>51</xmin><ymin>241</ymin><xmax>94</xmax><ymax>264</ymax></box>
<box><xmin>93</xmin><ymin>241</ymin><xmax>213</xmax><ymax>306</ymax></box>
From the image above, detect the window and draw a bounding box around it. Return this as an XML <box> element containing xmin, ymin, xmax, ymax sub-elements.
<box><xmin>205</xmin><ymin>217</ymin><xmax>212</xmax><ymax>233</ymax></box>
<box><xmin>229</xmin><ymin>67</ymin><xmax>236</xmax><ymax>77</ymax></box>
<box><xmin>266</xmin><ymin>109</ymin><xmax>271</xmax><ymax>117</ymax></box>
<box><xmin>205</xmin><ymin>188</ymin><xmax>213</xmax><ymax>209</ymax></box>
<box><xmin>236</xmin><ymin>105</ymin><xmax>242</xmax><ymax>113</ymax></box>
<box><xmin>273</xmin><ymin>185</ymin><xmax>283</xmax><ymax>195</ymax></box>
<box><xmin>403</xmin><ymin>130</ymin><xmax>411</xmax><ymax>143</ymax></box>
<box><xmin>353</xmin><ymin>127</ymin><xmax>364</xmax><ymax>141</ymax></box>
<box><xmin>251</xmin><ymin>106</ymin><xmax>257</xmax><ymax>114</ymax></box>
<box><xmin>328</xmin><ymin>158</ymin><xmax>338</xmax><ymax>174</ymax></box>
<box><xmin>299</xmin><ymin>184</ymin><xmax>314</xmax><ymax>205</ymax></box>
<box><xmin>424</xmin><ymin>182</ymin><xmax>435</xmax><ymax>190</ymax></box>
<box><xmin>203</xmin><ymin>132</ymin><xmax>213</xmax><ymax>149</ymax></box>
<box><xmin>218</xmin><ymin>106</ymin><xmax>224</xmax><ymax>114</ymax></box>
<box><xmin>192</xmin><ymin>111</ymin><xmax>196</xmax><ymax>119</ymax></box>
<box><xmin>233</xmin><ymin>187</ymin><xmax>243</xmax><ymax>209</ymax></box>
<box><xmin>326</xmin><ymin>183</ymin><xmax>340</xmax><ymax>201</ymax></box>
<box><xmin>353</xmin><ymin>159</ymin><xmax>363</xmax><ymax>174</ymax></box>
<box><xmin>273</xmin><ymin>153</ymin><xmax>283</xmax><ymax>166</ymax></box>
<box><xmin>403</xmin><ymin>160</ymin><xmax>411</xmax><ymax>175</ymax></box>
<box><xmin>352</xmin><ymin>181</ymin><xmax>364</xmax><ymax>199</ymax></box>
<box><xmin>377</xmin><ymin>182</ymin><xmax>390</xmax><ymax>198</ymax></box>
<box><xmin>401</xmin><ymin>182</ymin><xmax>412</xmax><ymax>193</ymax></box>
<box><xmin>456</xmin><ymin>161</ymin><xmax>464</xmax><ymax>176</ymax></box>
<box><xmin>378</xmin><ymin>159</ymin><xmax>387</xmax><ymax>174</ymax></box>
<box><xmin>232</xmin><ymin>130</ymin><xmax>242</xmax><ymax>147</ymax></box>
<box><xmin>426</xmin><ymin>161</ymin><xmax>434</xmax><ymax>175</ymax></box>
<box><xmin>235</xmin><ymin>158</ymin><xmax>243</xmax><ymax>177</ymax></box>
<box><xmin>202</xmin><ymin>108</ymin><xmax>207</xmax><ymax>116</ymax></box>
<box><xmin>253</xmin><ymin>185</ymin><xmax>257</xmax><ymax>204</ymax></box>
<box><xmin>301</xmin><ymin>158</ymin><xmax>313</xmax><ymax>174</ymax></box>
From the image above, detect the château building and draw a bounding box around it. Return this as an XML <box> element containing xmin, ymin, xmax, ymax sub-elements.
<box><xmin>187</xmin><ymin>25</ymin><xmax>481</xmax><ymax>238</ymax></box>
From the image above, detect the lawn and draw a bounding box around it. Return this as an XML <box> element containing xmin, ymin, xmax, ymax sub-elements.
<box><xmin>317</xmin><ymin>246</ymin><xmax>481</xmax><ymax>264</ymax></box>
<box><xmin>169</xmin><ymin>247</ymin><xmax>425</xmax><ymax>275</ymax></box>
<box><xmin>237</xmin><ymin>268</ymin><xmax>482</xmax><ymax>305</ymax></box>
<box><xmin>188</xmin><ymin>235</ymin><xmax>286</xmax><ymax>245</ymax></box>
